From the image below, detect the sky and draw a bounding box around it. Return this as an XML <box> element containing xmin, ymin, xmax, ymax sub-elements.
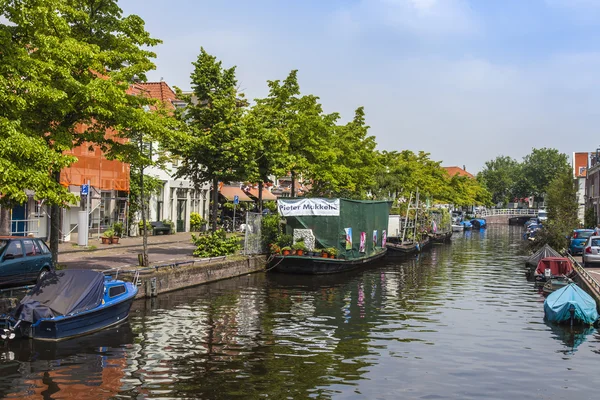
<box><xmin>121</xmin><ymin>0</ymin><xmax>600</xmax><ymax>173</ymax></box>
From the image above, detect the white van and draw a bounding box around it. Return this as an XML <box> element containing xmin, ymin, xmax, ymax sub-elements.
<box><xmin>537</xmin><ymin>209</ymin><xmax>548</xmax><ymax>222</ymax></box>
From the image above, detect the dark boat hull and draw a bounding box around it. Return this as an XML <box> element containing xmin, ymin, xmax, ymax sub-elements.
<box><xmin>386</xmin><ymin>242</ymin><xmax>418</xmax><ymax>256</ymax></box>
<box><xmin>20</xmin><ymin>296</ymin><xmax>135</xmax><ymax>341</ymax></box>
<box><xmin>269</xmin><ymin>249</ymin><xmax>387</xmax><ymax>274</ymax></box>
<box><xmin>430</xmin><ymin>232</ymin><xmax>452</xmax><ymax>243</ymax></box>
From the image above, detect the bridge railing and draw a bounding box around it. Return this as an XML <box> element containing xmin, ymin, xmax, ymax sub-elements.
<box><xmin>478</xmin><ymin>209</ymin><xmax>538</xmax><ymax>217</ymax></box>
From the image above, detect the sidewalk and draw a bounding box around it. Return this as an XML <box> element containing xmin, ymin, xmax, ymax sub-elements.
<box><xmin>57</xmin><ymin>232</ymin><xmax>199</xmax><ymax>271</ymax></box>
<box><xmin>59</xmin><ymin>231</ymin><xmax>193</xmax><ymax>254</ymax></box>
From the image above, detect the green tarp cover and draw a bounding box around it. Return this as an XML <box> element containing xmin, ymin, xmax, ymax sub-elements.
<box><xmin>279</xmin><ymin>198</ymin><xmax>391</xmax><ymax>260</ymax></box>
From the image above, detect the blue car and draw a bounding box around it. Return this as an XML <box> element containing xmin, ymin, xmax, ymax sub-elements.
<box><xmin>568</xmin><ymin>229</ymin><xmax>595</xmax><ymax>255</ymax></box>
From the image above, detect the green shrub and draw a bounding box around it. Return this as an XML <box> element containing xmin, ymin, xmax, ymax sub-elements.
<box><xmin>102</xmin><ymin>228</ymin><xmax>114</xmax><ymax>238</ymax></box>
<box><xmin>112</xmin><ymin>222</ymin><xmax>124</xmax><ymax>237</ymax></box>
<box><xmin>162</xmin><ymin>219</ymin><xmax>175</xmax><ymax>233</ymax></box>
<box><xmin>292</xmin><ymin>241</ymin><xmax>307</xmax><ymax>251</ymax></box>
<box><xmin>276</xmin><ymin>233</ymin><xmax>293</xmax><ymax>248</ymax></box>
<box><xmin>263</xmin><ymin>201</ymin><xmax>277</xmax><ymax>213</ymax></box>
<box><xmin>261</xmin><ymin>214</ymin><xmax>281</xmax><ymax>249</ymax></box>
<box><xmin>138</xmin><ymin>220</ymin><xmax>151</xmax><ymax>230</ymax></box>
<box><xmin>190</xmin><ymin>212</ymin><xmax>206</xmax><ymax>231</ymax></box>
<box><xmin>191</xmin><ymin>229</ymin><xmax>241</xmax><ymax>257</ymax></box>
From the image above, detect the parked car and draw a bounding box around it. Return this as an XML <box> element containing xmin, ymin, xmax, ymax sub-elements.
<box><xmin>537</xmin><ymin>209</ymin><xmax>548</xmax><ymax>222</ymax></box>
<box><xmin>524</xmin><ymin>218</ymin><xmax>539</xmax><ymax>228</ymax></box>
<box><xmin>568</xmin><ymin>229</ymin><xmax>595</xmax><ymax>255</ymax></box>
<box><xmin>582</xmin><ymin>235</ymin><xmax>600</xmax><ymax>267</ymax></box>
<box><xmin>0</xmin><ymin>237</ymin><xmax>54</xmax><ymax>287</ymax></box>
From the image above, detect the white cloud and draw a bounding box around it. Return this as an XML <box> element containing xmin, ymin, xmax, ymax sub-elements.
<box><xmin>331</xmin><ymin>0</ymin><xmax>479</xmax><ymax>37</ymax></box>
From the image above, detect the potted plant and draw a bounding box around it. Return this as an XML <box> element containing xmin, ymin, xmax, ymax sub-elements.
<box><xmin>269</xmin><ymin>243</ymin><xmax>281</xmax><ymax>255</ymax></box>
<box><xmin>327</xmin><ymin>247</ymin><xmax>338</xmax><ymax>259</ymax></box>
<box><xmin>102</xmin><ymin>229</ymin><xmax>114</xmax><ymax>245</ymax></box>
<box><xmin>318</xmin><ymin>248</ymin><xmax>328</xmax><ymax>258</ymax></box>
<box><xmin>281</xmin><ymin>246</ymin><xmax>292</xmax><ymax>256</ymax></box>
<box><xmin>112</xmin><ymin>222</ymin><xmax>123</xmax><ymax>244</ymax></box>
<box><xmin>292</xmin><ymin>241</ymin><xmax>307</xmax><ymax>256</ymax></box>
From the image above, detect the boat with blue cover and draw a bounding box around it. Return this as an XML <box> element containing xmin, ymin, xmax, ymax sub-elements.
<box><xmin>544</xmin><ymin>283</ymin><xmax>598</xmax><ymax>326</ymax></box>
<box><xmin>461</xmin><ymin>220</ymin><xmax>472</xmax><ymax>230</ymax></box>
<box><xmin>470</xmin><ymin>218</ymin><xmax>487</xmax><ymax>229</ymax></box>
<box><xmin>0</xmin><ymin>269</ymin><xmax>137</xmax><ymax>341</ymax></box>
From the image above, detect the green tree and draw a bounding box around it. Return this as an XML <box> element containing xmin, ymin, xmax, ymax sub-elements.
<box><xmin>520</xmin><ymin>148</ymin><xmax>570</xmax><ymax>201</ymax></box>
<box><xmin>478</xmin><ymin>156</ymin><xmax>520</xmax><ymax>206</ymax></box>
<box><xmin>310</xmin><ymin>107</ymin><xmax>379</xmax><ymax>199</ymax></box>
<box><xmin>530</xmin><ymin>170</ymin><xmax>578</xmax><ymax>251</ymax></box>
<box><xmin>0</xmin><ymin>0</ymin><xmax>162</xmax><ymax>262</ymax></box>
<box><xmin>172</xmin><ymin>48</ymin><xmax>255</xmax><ymax>230</ymax></box>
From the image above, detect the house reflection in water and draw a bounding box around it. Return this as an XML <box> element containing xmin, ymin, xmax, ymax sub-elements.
<box><xmin>0</xmin><ymin>324</ymin><xmax>133</xmax><ymax>399</ymax></box>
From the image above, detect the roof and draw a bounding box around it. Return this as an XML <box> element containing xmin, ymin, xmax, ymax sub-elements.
<box><xmin>136</xmin><ymin>82</ymin><xmax>178</xmax><ymax>108</ymax></box>
<box><xmin>443</xmin><ymin>166</ymin><xmax>474</xmax><ymax>179</ymax></box>
<box><xmin>219</xmin><ymin>186</ymin><xmax>253</xmax><ymax>202</ymax></box>
<box><xmin>246</xmin><ymin>188</ymin><xmax>278</xmax><ymax>201</ymax></box>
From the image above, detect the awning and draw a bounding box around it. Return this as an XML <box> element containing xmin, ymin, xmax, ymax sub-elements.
<box><xmin>219</xmin><ymin>186</ymin><xmax>253</xmax><ymax>202</ymax></box>
<box><xmin>247</xmin><ymin>188</ymin><xmax>278</xmax><ymax>201</ymax></box>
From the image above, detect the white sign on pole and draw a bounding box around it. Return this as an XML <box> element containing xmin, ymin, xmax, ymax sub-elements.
<box><xmin>277</xmin><ymin>198</ymin><xmax>340</xmax><ymax>217</ymax></box>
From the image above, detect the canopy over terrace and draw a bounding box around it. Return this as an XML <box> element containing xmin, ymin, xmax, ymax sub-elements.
<box><xmin>219</xmin><ymin>186</ymin><xmax>253</xmax><ymax>202</ymax></box>
<box><xmin>246</xmin><ymin>188</ymin><xmax>278</xmax><ymax>201</ymax></box>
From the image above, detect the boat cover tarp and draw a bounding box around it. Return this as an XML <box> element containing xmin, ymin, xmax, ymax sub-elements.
<box><xmin>544</xmin><ymin>283</ymin><xmax>598</xmax><ymax>325</ymax></box>
<box><xmin>279</xmin><ymin>198</ymin><xmax>391</xmax><ymax>260</ymax></box>
<box><xmin>13</xmin><ymin>270</ymin><xmax>105</xmax><ymax>323</ymax></box>
<box><xmin>535</xmin><ymin>257</ymin><xmax>573</xmax><ymax>276</ymax></box>
<box><xmin>471</xmin><ymin>218</ymin><xmax>487</xmax><ymax>227</ymax></box>
<box><xmin>526</xmin><ymin>244</ymin><xmax>561</xmax><ymax>268</ymax></box>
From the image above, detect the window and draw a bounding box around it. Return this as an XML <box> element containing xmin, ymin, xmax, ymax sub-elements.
<box><xmin>36</xmin><ymin>239</ymin><xmax>51</xmax><ymax>254</ymax></box>
<box><xmin>109</xmin><ymin>285</ymin><xmax>126</xmax><ymax>298</ymax></box>
<box><xmin>23</xmin><ymin>239</ymin><xmax>40</xmax><ymax>256</ymax></box>
<box><xmin>591</xmin><ymin>239</ymin><xmax>600</xmax><ymax>247</ymax></box>
<box><xmin>5</xmin><ymin>241</ymin><xmax>23</xmax><ymax>259</ymax></box>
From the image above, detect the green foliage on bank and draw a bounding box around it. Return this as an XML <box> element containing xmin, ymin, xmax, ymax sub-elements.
<box><xmin>191</xmin><ymin>230</ymin><xmax>241</xmax><ymax>258</ymax></box>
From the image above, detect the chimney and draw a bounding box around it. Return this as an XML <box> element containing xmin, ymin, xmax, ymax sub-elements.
<box><xmin>463</xmin><ymin>165</ymin><xmax>466</xmax><ymax>171</ymax></box>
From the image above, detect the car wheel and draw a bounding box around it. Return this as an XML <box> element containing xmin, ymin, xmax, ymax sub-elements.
<box><xmin>37</xmin><ymin>268</ymin><xmax>49</xmax><ymax>284</ymax></box>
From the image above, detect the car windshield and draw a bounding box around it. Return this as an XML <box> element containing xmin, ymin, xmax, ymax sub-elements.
<box><xmin>0</xmin><ymin>239</ymin><xmax>7</xmax><ymax>253</ymax></box>
<box><xmin>578</xmin><ymin>231</ymin><xmax>594</xmax><ymax>239</ymax></box>
<box><xmin>591</xmin><ymin>238</ymin><xmax>600</xmax><ymax>247</ymax></box>
<box><xmin>538</xmin><ymin>211</ymin><xmax>547</xmax><ymax>218</ymax></box>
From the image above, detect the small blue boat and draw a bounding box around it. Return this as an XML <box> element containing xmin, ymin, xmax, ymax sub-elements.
<box><xmin>1</xmin><ymin>270</ymin><xmax>137</xmax><ymax>341</ymax></box>
<box><xmin>470</xmin><ymin>218</ymin><xmax>487</xmax><ymax>229</ymax></box>
<box><xmin>544</xmin><ymin>283</ymin><xmax>598</xmax><ymax>325</ymax></box>
<box><xmin>461</xmin><ymin>220</ymin><xmax>472</xmax><ymax>230</ymax></box>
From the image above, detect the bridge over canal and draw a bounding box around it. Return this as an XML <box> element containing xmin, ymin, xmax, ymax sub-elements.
<box><xmin>477</xmin><ymin>208</ymin><xmax>539</xmax><ymax>224</ymax></box>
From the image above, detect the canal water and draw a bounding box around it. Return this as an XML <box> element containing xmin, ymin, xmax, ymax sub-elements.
<box><xmin>2</xmin><ymin>225</ymin><xmax>600</xmax><ymax>399</ymax></box>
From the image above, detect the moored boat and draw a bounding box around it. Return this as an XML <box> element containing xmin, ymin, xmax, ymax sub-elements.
<box><xmin>429</xmin><ymin>231</ymin><xmax>452</xmax><ymax>243</ymax></box>
<box><xmin>451</xmin><ymin>223</ymin><xmax>463</xmax><ymax>232</ymax></box>
<box><xmin>542</xmin><ymin>277</ymin><xmax>573</xmax><ymax>294</ymax></box>
<box><xmin>534</xmin><ymin>257</ymin><xmax>574</xmax><ymax>283</ymax></box>
<box><xmin>525</xmin><ymin>244</ymin><xmax>562</xmax><ymax>279</ymax></box>
<box><xmin>269</xmin><ymin>198</ymin><xmax>391</xmax><ymax>274</ymax></box>
<box><xmin>470</xmin><ymin>218</ymin><xmax>487</xmax><ymax>229</ymax></box>
<box><xmin>1</xmin><ymin>270</ymin><xmax>137</xmax><ymax>341</ymax></box>
<box><xmin>544</xmin><ymin>283</ymin><xmax>598</xmax><ymax>326</ymax></box>
<box><xmin>386</xmin><ymin>240</ymin><xmax>419</xmax><ymax>256</ymax></box>
<box><xmin>461</xmin><ymin>220</ymin><xmax>472</xmax><ymax>230</ymax></box>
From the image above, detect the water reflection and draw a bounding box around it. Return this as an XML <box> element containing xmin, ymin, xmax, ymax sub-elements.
<box><xmin>2</xmin><ymin>226</ymin><xmax>600</xmax><ymax>399</ymax></box>
<box><xmin>0</xmin><ymin>323</ymin><xmax>133</xmax><ymax>399</ymax></box>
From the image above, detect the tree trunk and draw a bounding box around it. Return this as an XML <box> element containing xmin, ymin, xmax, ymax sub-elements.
<box><xmin>140</xmin><ymin>166</ymin><xmax>149</xmax><ymax>267</ymax></box>
<box><xmin>0</xmin><ymin>207</ymin><xmax>11</xmax><ymax>236</ymax></box>
<box><xmin>50</xmin><ymin>204</ymin><xmax>60</xmax><ymax>265</ymax></box>
<box><xmin>291</xmin><ymin>171</ymin><xmax>296</xmax><ymax>198</ymax></box>
<box><xmin>211</xmin><ymin>177</ymin><xmax>219</xmax><ymax>231</ymax></box>
<box><xmin>258</xmin><ymin>181</ymin><xmax>263</xmax><ymax>213</ymax></box>
<box><xmin>49</xmin><ymin>171</ymin><xmax>61</xmax><ymax>265</ymax></box>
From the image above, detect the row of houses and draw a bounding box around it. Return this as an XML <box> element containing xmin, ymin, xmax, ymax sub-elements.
<box><xmin>575</xmin><ymin>150</ymin><xmax>600</xmax><ymax>225</ymax></box>
<box><xmin>8</xmin><ymin>76</ymin><xmax>477</xmax><ymax>241</ymax></box>
<box><xmin>8</xmin><ymin>81</ymin><xmax>286</xmax><ymax>241</ymax></box>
